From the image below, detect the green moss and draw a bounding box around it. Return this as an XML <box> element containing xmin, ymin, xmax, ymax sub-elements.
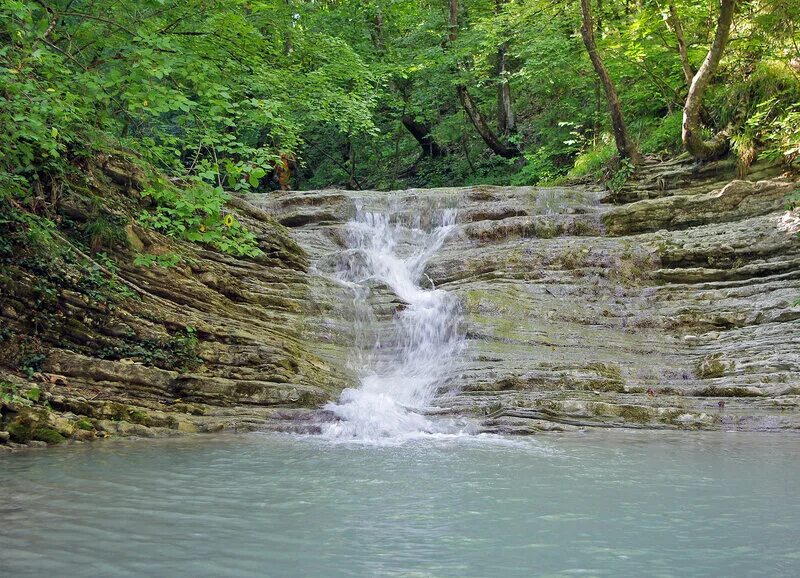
<box><xmin>616</xmin><ymin>405</ymin><xmax>653</xmax><ymax>424</ymax></box>
<box><xmin>127</xmin><ymin>410</ymin><xmax>151</xmax><ymax>425</ymax></box>
<box><xmin>494</xmin><ymin>377</ymin><xmax>527</xmax><ymax>391</ymax></box>
<box><xmin>297</xmin><ymin>390</ymin><xmax>326</xmax><ymax>407</ymax></box>
<box><xmin>485</xmin><ymin>402</ymin><xmax>504</xmax><ymax>415</ymax></box>
<box><xmin>559</xmin><ymin>248</ymin><xmax>587</xmax><ymax>271</ymax></box>
<box><xmin>76</xmin><ymin>418</ymin><xmax>94</xmax><ymax>431</ymax></box>
<box><xmin>569</xmin><ymin>220</ymin><xmax>595</xmax><ymax>236</ymax></box>
<box><xmin>695</xmin><ymin>354</ymin><xmax>728</xmax><ymax>379</ymax></box>
<box><xmin>586</xmin><ymin>363</ymin><xmax>623</xmax><ymax>382</ymax></box>
<box><xmin>533</xmin><ymin>221</ymin><xmax>559</xmax><ymax>239</ymax></box>
<box><xmin>659</xmin><ymin>409</ymin><xmax>688</xmax><ymax>426</ymax></box>
<box><xmin>234</xmin><ymin>383</ymin><xmax>262</xmax><ymax>397</ymax></box>
<box><xmin>694</xmin><ymin>386</ymin><xmax>763</xmax><ymax>398</ymax></box>
<box><xmin>582</xmin><ymin>379</ymin><xmax>626</xmax><ymax>393</ymax></box>
<box><xmin>7</xmin><ymin>421</ymin><xmax>33</xmax><ymax>443</ymax></box>
<box><xmin>535</xmin><ymin>400</ymin><xmax>565</xmax><ymax>414</ymax></box>
<box><xmin>31</xmin><ymin>427</ymin><xmax>66</xmax><ymax>444</ymax></box>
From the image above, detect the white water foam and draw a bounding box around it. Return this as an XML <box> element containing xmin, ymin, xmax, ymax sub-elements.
<box><xmin>322</xmin><ymin>200</ymin><xmax>467</xmax><ymax>442</ymax></box>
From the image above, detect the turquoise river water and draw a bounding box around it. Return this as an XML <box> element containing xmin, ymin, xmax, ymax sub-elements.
<box><xmin>1</xmin><ymin>430</ymin><xmax>799</xmax><ymax>577</ymax></box>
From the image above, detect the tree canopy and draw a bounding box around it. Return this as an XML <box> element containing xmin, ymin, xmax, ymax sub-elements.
<box><xmin>2</xmin><ymin>0</ymin><xmax>799</xmax><ymax>198</ymax></box>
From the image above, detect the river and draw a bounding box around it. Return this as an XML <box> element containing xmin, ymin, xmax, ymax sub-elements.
<box><xmin>1</xmin><ymin>431</ymin><xmax>798</xmax><ymax>577</ymax></box>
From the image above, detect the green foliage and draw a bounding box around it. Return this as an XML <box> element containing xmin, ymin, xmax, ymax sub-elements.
<box><xmin>1</xmin><ymin>0</ymin><xmax>376</xmax><ymax>189</ymax></box>
<box><xmin>789</xmin><ymin>189</ymin><xmax>800</xmax><ymax>211</ymax></box>
<box><xmin>511</xmin><ymin>147</ymin><xmax>561</xmax><ymax>186</ymax></box>
<box><xmin>746</xmin><ymin>100</ymin><xmax>800</xmax><ymax>164</ymax></box>
<box><xmin>607</xmin><ymin>159</ymin><xmax>637</xmax><ymax>194</ymax></box>
<box><xmin>0</xmin><ymin>381</ymin><xmax>32</xmax><ymax>407</ymax></box>
<box><xmin>641</xmin><ymin>112</ymin><xmax>684</xmax><ymax>155</ymax></box>
<box><xmin>19</xmin><ymin>353</ymin><xmax>46</xmax><ymax>378</ymax></box>
<box><xmin>83</xmin><ymin>216</ymin><xmax>128</xmax><ymax>253</ymax></box>
<box><xmin>0</xmin><ymin>207</ymin><xmax>60</xmax><ymax>258</ymax></box>
<box><xmin>568</xmin><ymin>143</ymin><xmax>617</xmax><ymax>180</ymax></box>
<box><xmin>139</xmin><ymin>183</ymin><xmax>261</xmax><ymax>257</ymax></box>
<box><xmin>76</xmin><ymin>417</ymin><xmax>93</xmax><ymax>431</ymax></box>
<box><xmin>720</xmin><ymin>61</ymin><xmax>800</xmax><ymax>167</ymax></box>
<box><xmin>134</xmin><ymin>253</ymin><xmax>182</xmax><ymax>269</ymax></box>
<box><xmin>96</xmin><ymin>326</ymin><xmax>201</xmax><ymax>371</ymax></box>
<box><xmin>1</xmin><ymin>0</ymin><xmax>799</xmax><ymax>194</ymax></box>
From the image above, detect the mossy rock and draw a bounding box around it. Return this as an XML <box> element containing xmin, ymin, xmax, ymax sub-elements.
<box><xmin>615</xmin><ymin>404</ymin><xmax>654</xmax><ymax>424</ymax></box>
<box><xmin>7</xmin><ymin>421</ymin><xmax>34</xmax><ymax>443</ymax></box>
<box><xmin>585</xmin><ymin>362</ymin><xmax>624</xmax><ymax>382</ymax></box>
<box><xmin>31</xmin><ymin>427</ymin><xmax>66</xmax><ymax>444</ymax></box>
<box><xmin>76</xmin><ymin>418</ymin><xmax>94</xmax><ymax>431</ymax></box>
<box><xmin>103</xmin><ymin>402</ymin><xmax>152</xmax><ymax>425</ymax></box>
<box><xmin>695</xmin><ymin>354</ymin><xmax>728</xmax><ymax>379</ymax></box>
<box><xmin>694</xmin><ymin>386</ymin><xmax>763</xmax><ymax>398</ymax></box>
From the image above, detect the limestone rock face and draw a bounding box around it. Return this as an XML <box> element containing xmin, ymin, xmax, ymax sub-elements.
<box><xmin>255</xmin><ymin>157</ymin><xmax>800</xmax><ymax>433</ymax></box>
<box><xmin>0</xmin><ymin>160</ymin><xmax>353</xmax><ymax>447</ymax></box>
<box><xmin>2</xmin><ymin>156</ymin><xmax>798</xmax><ymax>447</ymax></box>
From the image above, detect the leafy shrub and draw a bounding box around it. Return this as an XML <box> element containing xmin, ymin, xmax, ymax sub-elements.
<box><xmin>139</xmin><ymin>183</ymin><xmax>261</xmax><ymax>257</ymax></box>
<box><xmin>641</xmin><ymin>112</ymin><xmax>683</xmax><ymax>154</ymax></box>
<box><xmin>511</xmin><ymin>147</ymin><xmax>561</xmax><ymax>185</ymax></box>
<box><xmin>83</xmin><ymin>215</ymin><xmax>129</xmax><ymax>253</ymax></box>
<box><xmin>747</xmin><ymin>101</ymin><xmax>800</xmax><ymax>165</ymax></box>
<box><xmin>607</xmin><ymin>158</ymin><xmax>637</xmax><ymax>194</ymax></box>
<box><xmin>568</xmin><ymin>143</ymin><xmax>616</xmax><ymax>180</ymax></box>
<box><xmin>96</xmin><ymin>326</ymin><xmax>201</xmax><ymax>371</ymax></box>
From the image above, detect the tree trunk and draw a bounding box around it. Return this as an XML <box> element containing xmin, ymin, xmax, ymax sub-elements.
<box><xmin>401</xmin><ymin>115</ymin><xmax>445</xmax><ymax>158</ymax></box>
<box><xmin>347</xmin><ymin>139</ymin><xmax>360</xmax><ymax>190</ymax></box>
<box><xmin>448</xmin><ymin>0</ymin><xmax>459</xmax><ymax>43</ymax></box>
<box><xmin>370</xmin><ymin>11</ymin><xmax>384</xmax><ymax>52</ymax></box>
<box><xmin>458</xmin><ymin>86</ymin><xmax>519</xmax><ymax>158</ymax></box>
<box><xmin>579</xmin><ymin>0</ymin><xmax>641</xmax><ymax>164</ymax></box>
<box><xmin>450</xmin><ymin>0</ymin><xmax>520</xmax><ymax>158</ymax></box>
<box><xmin>371</xmin><ymin>9</ymin><xmax>445</xmax><ymax>159</ymax></box>
<box><xmin>666</xmin><ymin>1</ymin><xmax>695</xmax><ymax>85</ymax></box>
<box><xmin>496</xmin><ymin>44</ymin><xmax>512</xmax><ymax>134</ymax></box>
<box><xmin>495</xmin><ymin>0</ymin><xmax>515</xmax><ymax>135</ymax></box>
<box><xmin>682</xmin><ymin>0</ymin><xmax>735</xmax><ymax>161</ymax></box>
<box><xmin>496</xmin><ymin>51</ymin><xmax>515</xmax><ymax>135</ymax></box>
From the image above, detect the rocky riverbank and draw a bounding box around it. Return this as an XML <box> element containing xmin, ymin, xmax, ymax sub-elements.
<box><xmin>0</xmin><ymin>156</ymin><xmax>352</xmax><ymax>451</ymax></box>
<box><xmin>2</xmin><ymin>155</ymin><xmax>799</xmax><ymax>450</ymax></box>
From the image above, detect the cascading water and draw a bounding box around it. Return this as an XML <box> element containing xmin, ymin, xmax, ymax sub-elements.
<box><xmin>322</xmin><ymin>199</ymin><xmax>466</xmax><ymax>441</ymax></box>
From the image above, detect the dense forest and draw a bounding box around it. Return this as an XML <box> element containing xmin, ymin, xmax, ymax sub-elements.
<box><xmin>1</xmin><ymin>0</ymin><xmax>800</xmax><ymax>255</ymax></box>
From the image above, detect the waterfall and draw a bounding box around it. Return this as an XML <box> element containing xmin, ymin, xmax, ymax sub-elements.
<box><xmin>322</xmin><ymin>199</ymin><xmax>465</xmax><ymax>441</ymax></box>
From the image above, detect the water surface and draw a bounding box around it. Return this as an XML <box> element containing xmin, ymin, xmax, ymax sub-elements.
<box><xmin>2</xmin><ymin>431</ymin><xmax>798</xmax><ymax>577</ymax></box>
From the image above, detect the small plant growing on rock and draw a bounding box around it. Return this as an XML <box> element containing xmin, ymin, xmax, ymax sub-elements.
<box><xmin>695</xmin><ymin>354</ymin><xmax>728</xmax><ymax>379</ymax></box>
<box><xmin>139</xmin><ymin>181</ymin><xmax>262</xmax><ymax>258</ymax></box>
<box><xmin>606</xmin><ymin>158</ymin><xmax>636</xmax><ymax>194</ymax></box>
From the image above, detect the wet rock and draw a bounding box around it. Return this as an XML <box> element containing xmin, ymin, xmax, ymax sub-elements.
<box><xmin>263</xmin><ymin>158</ymin><xmax>800</xmax><ymax>432</ymax></box>
<box><xmin>2</xmin><ymin>155</ymin><xmax>798</xmax><ymax>443</ymax></box>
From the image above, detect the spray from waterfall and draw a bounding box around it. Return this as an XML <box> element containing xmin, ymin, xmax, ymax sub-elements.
<box><xmin>322</xmin><ymin>200</ymin><xmax>465</xmax><ymax>441</ymax></box>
